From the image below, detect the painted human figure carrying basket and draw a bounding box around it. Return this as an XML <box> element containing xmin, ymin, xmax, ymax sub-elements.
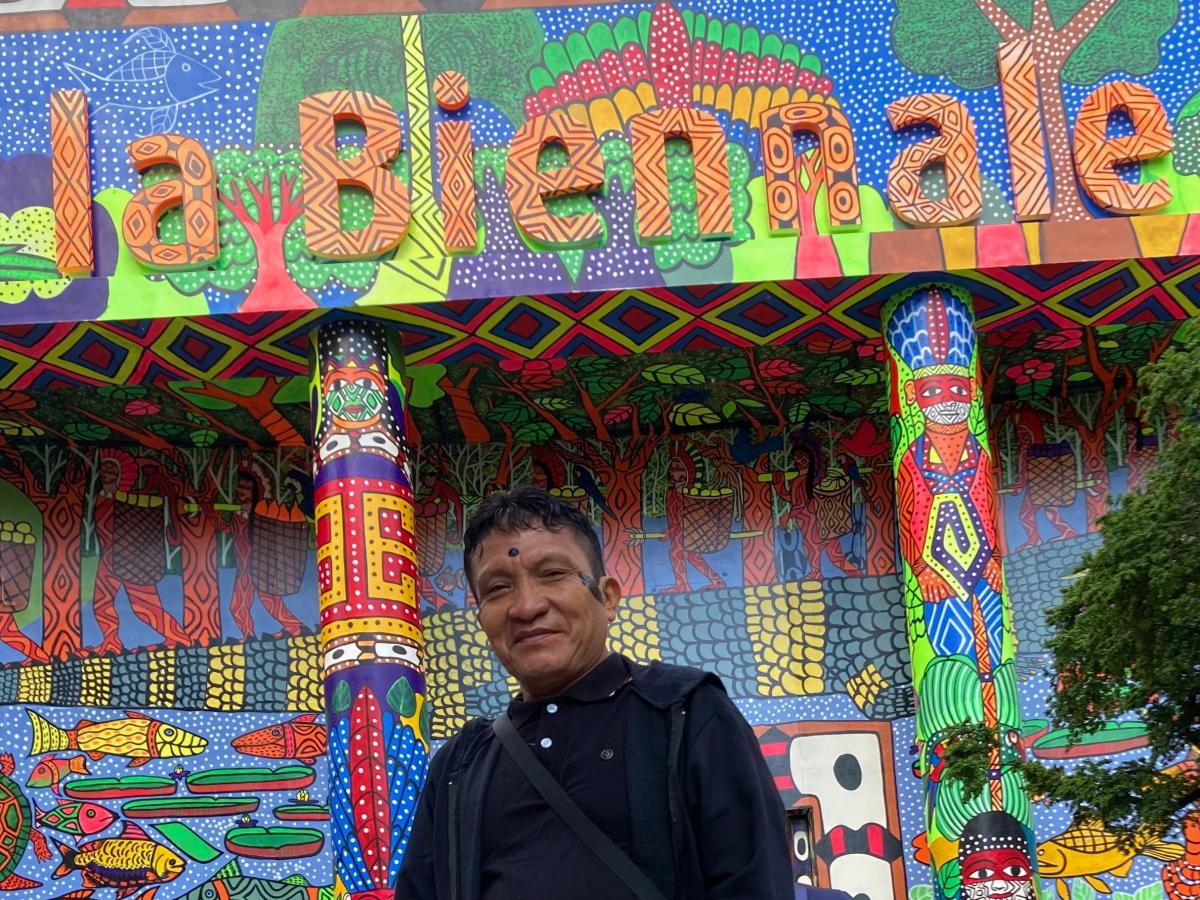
<box><xmin>662</xmin><ymin>443</ymin><xmax>730</xmax><ymax>594</ymax></box>
<box><xmin>222</xmin><ymin>470</ymin><xmax>305</xmax><ymax>639</ymax></box>
<box><xmin>0</xmin><ymin>520</ymin><xmax>43</xmax><ymax>662</ymax></box>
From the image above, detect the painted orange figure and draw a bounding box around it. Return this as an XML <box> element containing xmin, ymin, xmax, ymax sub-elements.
<box><xmin>221</xmin><ymin>471</ymin><xmax>304</xmax><ymax>640</ymax></box>
<box><xmin>0</xmin><ymin>525</ymin><xmax>47</xmax><ymax>663</ymax></box>
<box><xmin>1163</xmin><ymin>812</ymin><xmax>1200</xmax><ymax>900</ymax></box>
<box><xmin>662</xmin><ymin>445</ymin><xmax>725</xmax><ymax>594</ymax></box>
<box><xmin>91</xmin><ymin>453</ymin><xmax>189</xmax><ymax>653</ymax></box>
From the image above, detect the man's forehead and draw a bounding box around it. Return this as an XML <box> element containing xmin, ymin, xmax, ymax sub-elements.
<box><xmin>474</xmin><ymin>526</ymin><xmax>585</xmax><ymax>572</ymax></box>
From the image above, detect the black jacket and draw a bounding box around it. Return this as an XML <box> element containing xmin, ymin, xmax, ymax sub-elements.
<box><xmin>394</xmin><ymin>660</ymin><xmax>792</xmax><ymax>900</ymax></box>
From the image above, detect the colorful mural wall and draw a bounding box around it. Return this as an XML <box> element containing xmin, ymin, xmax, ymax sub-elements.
<box><xmin>0</xmin><ymin>317</ymin><xmax>1195</xmax><ymax>899</ymax></box>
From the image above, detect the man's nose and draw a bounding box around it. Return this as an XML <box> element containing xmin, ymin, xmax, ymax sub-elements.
<box><xmin>506</xmin><ymin>575</ymin><xmax>550</xmax><ymax>619</ymax></box>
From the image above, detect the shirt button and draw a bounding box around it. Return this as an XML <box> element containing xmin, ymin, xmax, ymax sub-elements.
<box><xmin>540</xmin><ymin>737</ymin><xmax>553</xmax><ymax>749</ymax></box>
<box><xmin>546</xmin><ymin>703</ymin><xmax>558</xmax><ymax>714</ymax></box>
<box><xmin>600</xmin><ymin>748</ymin><xmax>614</xmax><ymax>761</ymax></box>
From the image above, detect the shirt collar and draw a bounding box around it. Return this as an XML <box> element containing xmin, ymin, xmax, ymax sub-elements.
<box><xmin>508</xmin><ymin>653</ymin><xmax>630</xmax><ymax>716</ymax></box>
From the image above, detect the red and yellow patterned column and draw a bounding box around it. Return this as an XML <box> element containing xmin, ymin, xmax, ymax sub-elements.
<box><xmin>311</xmin><ymin>317</ymin><xmax>430</xmax><ymax>900</ymax></box>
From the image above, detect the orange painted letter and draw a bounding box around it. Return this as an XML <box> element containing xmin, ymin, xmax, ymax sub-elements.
<box><xmin>123</xmin><ymin>133</ymin><xmax>218</xmax><ymax>270</ymax></box>
<box><xmin>1073</xmin><ymin>81</ymin><xmax>1173</xmax><ymax>215</ymax></box>
<box><xmin>997</xmin><ymin>40</ymin><xmax>1051</xmax><ymax>222</ymax></box>
<box><xmin>886</xmin><ymin>93</ymin><xmax>982</xmax><ymax>227</ymax></box>
<box><xmin>51</xmin><ymin>90</ymin><xmax>93</xmax><ymax>276</ymax></box>
<box><xmin>298</xmin><ymin>91</ymin><xmax>411</xmax><ymax>260</ymax></box>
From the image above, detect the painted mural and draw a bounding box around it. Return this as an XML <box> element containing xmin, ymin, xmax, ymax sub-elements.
<box><xmin>0</xmin><ymin>1</ymin><xmax>1197</xmax><ymax>327</ymax></box>
<box><xmin>0</xmin><ymin>315</ymin><xmax>1194</xmax><ymax>898</ymax></box>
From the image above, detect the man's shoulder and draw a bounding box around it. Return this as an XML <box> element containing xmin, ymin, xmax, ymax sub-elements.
<box><xmin>625</xmin><ymin>658</ymin><xmax>725</xmax><ymax>709</ymax></box>
<box><xmin>431</xmin><ymin>715</ymin><xmax>495</xmax><ymax>773</ymax></box>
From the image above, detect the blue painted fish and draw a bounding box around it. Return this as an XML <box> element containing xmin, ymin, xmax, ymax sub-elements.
<box><xmin>64</xmin><ymin>28</ymin><xmax>220</xmax><ymax>132</ymax></box>
<box><xmin>26</xmin><ymin>753</ymin><xmax>89</xmax><ymax>794</ymax></box>
<box><xmin>35</xmin><ymin>799</ymin><xmax>117</xmax><ymax>841</ymax></box>
<box><xmin>52</xmin><ymin>821</ymin><xmax>185</xmax><ymax>900</ymax></box>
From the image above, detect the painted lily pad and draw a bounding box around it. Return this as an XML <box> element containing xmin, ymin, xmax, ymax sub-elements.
<box><xmin>1031</xmin><ymin>722</ymin><xmax>1149</xmax><ymax>759</ymax></box>
<box><xmin>64</xmin><ymin>776</ymin><xmax>176</xmax><ymax>800</ymax></box>
<box><xmin>224</xmin><ymin>826</ymin><xmax>325</xmax><ymax>859</ymax></box>
<box><xmin>186</xmin><ymin>765</ymin><xmax>315</xmax><ymax>794</ymax></box>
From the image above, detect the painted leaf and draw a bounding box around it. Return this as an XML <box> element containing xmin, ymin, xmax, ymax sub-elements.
<box><xmin>490</xmin><ymin>400</ymin><xmax>538</xmax><ymax>426</ymax></box>
<box><xmin>534</xmin><ymin>396</ymin><xmax>572</xmax><ymax>411</ymax></box>
<box><xmin>332</xmin><ymin>680</ymin><xmax>352</xmax><ymax>713</ymax></box>
<box><xmin>190</xmin><ymin>429</ymin><xmax>218</xmax><ymax>447</ymax></box>
<box><xmin>785</xmin><ymin>399</ymin><xmax>810</xmax><ymax>424</ymax></box>
<box><xmin>603</xmin><ymin>405</ymin><xmax>633</xmax><ymax>425</ymax></box>
<box><xmin>184</xmin><ymin>412</ymin><xmax>209</xmax><ymax>426</ymax></box>
<box><xmin>834</xmin><ymin>367</ymin><xmax>884</xmax><ymax>386</ymax></box>
<box><xmin>149</xmin><ymin>422</ymin><xmax>186</xmax><ymax>438</ymax></box>
<box><xmin>642</xmin><ymin>364</ymin><xmax>705</xmax><ymax>386</ymax></box>
<box><xmin>757</xmin><ymin>358</ymin><xmax>803</xmax><ymax>378</ymax></box>
<box><xmin>668</xmin><ymin>402</ymin><xmax>721</xmax><ymax>427</ymax></box>
<box><xmin>515</xmin><ymin>421</ymin><xmax>556</xmax><ymax>443</ymax></box>
<box><xmin>65</xmin><ymin>422</ymin><xmax>111</xmax><ymax>441</ymax></box>
<box><xmin>348</xmin><ymin>688</ymin><xmax>390</xmax><ymax>888</ymax></box>
<box><xmin>710</xmin><ymin>357</ymin><xmax>752</xmax><ymax>381</ymax></box>
<box><xmin>809</xmin><ymin>393</ymin><xmax>862</xmax><ymax>416</ymax></box>
<box><xmin>648</xmin><ymin>2</ymin><xmax>692</xmax><ymax>109</ymax></box>
<box><xmin>386</xmin><ymin>677</ymin><xmax>417</xmax><ymax>717</ymax></box>
<box><xmin>98</xmin><ymin>385</ymin><xmax>147</xmax><ymax>401</ymax></box>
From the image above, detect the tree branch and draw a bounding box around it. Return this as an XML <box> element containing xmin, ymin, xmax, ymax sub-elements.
<box><xmin>1056</xmin><ymin>0</ymin><xmax>1119</xmax><ymax>55</ymax></box>
<box><xmin>975</xmin><ymin>0</ymin><xmax>1027</xmax><ymax>42</ymax></box>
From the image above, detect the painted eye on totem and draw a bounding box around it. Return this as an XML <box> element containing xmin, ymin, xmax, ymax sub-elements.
<box><xmin>1003</xmin><ymin>865</ymin><xmax>1029</xmax><ymax>878</ymax></box>
<box><xmin>920</xmin><ymin>385</ymin><xmax>940</xmax><ymax>398</ymax></box>
<box><xmin>967</xmin><ymin>868</ymin><xmax>995</xmax><ymax>880</ymax></box>
<box><xmin>374</xmin><ymin>642</ymin><xmax>421</xmax><ymax>665</ymax></box>
<box><xmin>358</xmin><ymin>432</ymin><xmax>399</xmax><ymax>457</ymax></box>
<box><xmin>324</xmin><ymin>644</ymin><xmax>364</xmax><ymax>669</ymax></box>
<box><xmin>320</xmin><ymin>434</ymin><xmax>353</xmax><ymax>459</ymax></box>
<box><xmin>950</xmin><ymin>384</ymin><xmax>969</xmax><ymax>397</ymax></box>
<box><xmin>355</xmin><ymin>377</ymin><xmax>375</xmax><ymax>391</ymax></box>
<box><xmin>330</xmin><ymin>378</ymin><xmax>348</xmax><ymax>392</ymax></box>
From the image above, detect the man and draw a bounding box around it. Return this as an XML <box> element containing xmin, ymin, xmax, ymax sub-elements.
<box><xmin>395</xmin><ymin>486</ymin><xmax>791</xmax><ymax>900</ymax></box>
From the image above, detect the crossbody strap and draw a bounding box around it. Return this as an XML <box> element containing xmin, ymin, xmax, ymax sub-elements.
<box><xmin>492</xmin><ymin>714</ymin><xmax>667</xmax><ymax>900</ymax></box>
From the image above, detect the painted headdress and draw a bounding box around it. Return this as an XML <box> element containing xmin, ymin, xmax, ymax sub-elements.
<box><xmin>885</xmin><ymin>285</ymin><xmax>974</xmax><ymax>374</ymax></box>
<box><xmin>958</xmin><ymin>811</ymin><xmax>1031</xmax><ymax>860</ymax></box>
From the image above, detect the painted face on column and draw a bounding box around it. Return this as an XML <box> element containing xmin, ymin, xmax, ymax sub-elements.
<box><xmin>319</xmin><ymin>360</ymin><xmax>402</xmax><ymax>463</ymax></box>
<box><xmin>958</xmin><ymin>813</ymin><xmax>1035</xmax><ymax>900</ymax></box>
<box><xmin>912</xmin><ymin>372</ymin><xmax>972</xmax><ymax>426</ymax></box>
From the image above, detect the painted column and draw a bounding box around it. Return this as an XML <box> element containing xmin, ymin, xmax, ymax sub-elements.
<box><xmin>881</xmin><ymin>285</ymin><xmax>1038</xmax><ymax>900</ymax></box>
<box><xmin>311</xmin><ymin>317</ymin><xmax>430</xmax><ymax>900</ymax></box>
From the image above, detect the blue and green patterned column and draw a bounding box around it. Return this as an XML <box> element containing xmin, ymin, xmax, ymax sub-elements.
<box><xmin>882</xmin><ymin>285</ymin><xmax>1038</xmax><ymax>900</ymax></box>
<box><xmin>311</xmin><ymin>317</ymin><xmax>430</xmax><ymax>900</ymax></box>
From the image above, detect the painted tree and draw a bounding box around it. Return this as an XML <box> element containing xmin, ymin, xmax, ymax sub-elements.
<box><xmin>157</xmin><ymin>147</ymin><xmax>391</xmax><ymax>313</ymax></box>
<box><xmin>892</xmin><ymin>0</ymin><xmax>1179</xmax><ymax>220</ymax></box>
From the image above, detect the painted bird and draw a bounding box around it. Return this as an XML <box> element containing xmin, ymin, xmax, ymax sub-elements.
<box><xmin>231</xmin><ymin>714</ymin><xmax>326</xmax><ymax>765</ymax></box>
<box><xmin>573</xmin><ymin>465</ymin><xmax>616</xmax><ymax>518</ymax></box>
<box><xmin>64</xmin><ymin>28</ymin><xmax>221</xmax><ymax>133</ymax></box>
<box><xmin>26</xmin><ymin>753</ymin><xmax>89</xmax><ymax>794</ymax></box>
<box><xmin>35</xmin><ymin>800</ymin><xmax>117</xmax><ymax>841</ymax></box>
<box><xmin>27</xmin><ymin>710</ymin><xmax>207</xmax><ymax>766</ymax></box>
<box><xmin>1036</xmin><ymin>817</ymin><xmax>1184</xmax><ymax>900</ymax></box>
<box><xmin>51</xmin><ymin>820</ymin><xmax>186</xmax><ymax>899</ymax></box>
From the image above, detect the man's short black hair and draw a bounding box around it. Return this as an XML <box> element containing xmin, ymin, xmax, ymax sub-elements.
<box><xmin>462</xmin><ymin>486</ymin><xmax>604</xmax><ymax>594</ymax></box>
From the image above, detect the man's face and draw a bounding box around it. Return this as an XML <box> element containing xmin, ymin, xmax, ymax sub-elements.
<box><xmin>472</xmin><ymin>525</ymin><xmax>619</xmax><ymax>700</ymax></box>
<box><xmin>913</xmin><ymin>372</ymin><xmax>972</xmax><ymax>425</ymax></box>
<box><xmin>960</xmin><ymin>848</ymin><xmax>1033</xmax><ymax>900</ymax></box>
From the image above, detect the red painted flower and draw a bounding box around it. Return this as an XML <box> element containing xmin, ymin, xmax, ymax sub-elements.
<box><xmin>1005</xmin><ymin>358</ymin><xmax>1054</xmax><ymax>384</ymax></box>
<box><xmin>857</xmin><ymin>338</ymin><xmax>886</xmax><ymax>362</ymax></box>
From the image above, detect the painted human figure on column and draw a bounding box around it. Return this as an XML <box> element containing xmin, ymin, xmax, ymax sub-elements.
<box><xmin>91</xmin><ymin>450</ymin><xmax>189</xmax><ymax>653</ymax></box>
<box><xmin>311</xmin><ymin>318</ymin><xmax>429</xmax><ymax>900</ymax></box>
<box><xmin>883</xmin><ymin>285</ymin><xmax>1037</xmax><ymax>900</ymax></box>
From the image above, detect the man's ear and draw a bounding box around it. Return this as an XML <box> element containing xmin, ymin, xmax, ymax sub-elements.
<box><xmin>599</xmin><ymin>575</ymin><xmax>622</xmax><ymax>622</ymax></box>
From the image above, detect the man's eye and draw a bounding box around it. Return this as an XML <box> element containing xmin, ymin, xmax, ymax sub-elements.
<box><xmin>543</xmin><ymin>570</ymin><xmax>569</xmax><ymax>579</ymax></box>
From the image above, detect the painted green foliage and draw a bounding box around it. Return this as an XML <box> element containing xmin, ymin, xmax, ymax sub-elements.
<box><xmin>255</xmin><ymin>16</ymin><xmax>409</xmax><ymax>147</ymax></box>
<box><xmin>892</xmin><ymin>0</ymin><xmax>1178</xmax><ymax>90</ymax></box>
<box><xmin>1174</xmin><ymin>90</ymin><xmax>1200</xmax><ymax>177</ymax></box>
<box><xmin>422</xmin><ymin>12</ymin><xmax>546</xmax><ymax>128</ymax></box>
<box><xmin>156</xmin><ymin>147</ymin><xmax>408</xmax><ymax>306</ymax></box>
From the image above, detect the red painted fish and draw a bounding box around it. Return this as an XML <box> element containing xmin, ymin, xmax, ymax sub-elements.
<box><xmin>26</xmin><ymin>754</ymin><xmax>90</xmax><ymax>794</ymax></box>
<box><xmin>35</xmin><ymin>800</ymin><xmax>117</xmax><ymax>840</ymax></box>
<box><xmin>231</xmin><ymin>714</ymin><xmax>326</xmax><ymax>765</ymax></box>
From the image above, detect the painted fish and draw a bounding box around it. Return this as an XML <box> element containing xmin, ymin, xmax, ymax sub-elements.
<box><xmin>51</xmin><ymin>821</ymin><xmax>185</xmax><ymax>899</ymax></box>
<box><xmin>35</xmin><ymin>800</ymin><xmax>117</xmax><ymax>840</ymax></box>
<box><xmin>64</xmin><ymin>28</ymin><xmax>220</xmax><ymax>133</ymax></box>
<box><xmin>26</xmin><ymin>753</ymin><xmax>89</xmax><ymax>794</ymax></box>
<box><xmin>170</xmin><ymin>859</ymin><xmax>328</xmax><ymax>900</ymax></box>
<box><xmin>27</xmin><ymin>710</ymin><xmax>207</xmax><ymax>767</ymax></box>
<box><xmin>1036</xmin><ymin>817</ymin><xmax>1185</xmax><ymax>900</ymax></box>
<box><xmin>232</xmin><ymin>714</ymin><xmax>327</xmax><ymax>765</ymax></box>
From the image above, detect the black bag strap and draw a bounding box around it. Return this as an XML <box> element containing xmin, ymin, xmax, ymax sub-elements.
<box><xmin>492</xmin><ymin>714</ymin><xmax>667</xmax><ymax>900</ymax></box>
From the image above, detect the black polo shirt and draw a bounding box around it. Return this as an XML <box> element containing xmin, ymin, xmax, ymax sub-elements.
<box><xmin>479</xmin><ymin>652</ymin><xmax>637</xmax><ymax>899</ymax></box>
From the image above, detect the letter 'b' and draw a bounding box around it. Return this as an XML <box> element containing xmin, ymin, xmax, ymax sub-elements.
<box><xmin>299</xmin><ymin>91</ymin><xmax>411</xmax><ymax>260</ymax></box>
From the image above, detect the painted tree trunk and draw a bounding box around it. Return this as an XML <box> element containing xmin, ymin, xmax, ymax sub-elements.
<box><xmin>1078</xmin><ymin>427</ymin><xmax>1111</xmax><ymax>526</ymax></box>
<box><xmin>740</xmin><ymin>460</ymin><xmax>778</xmax><ymax>585</ymax></box>
<box><xmin>597</xmin><ymin>461</ymin><xmax>646</xmax><ymax>596</ymax></box>
<box><xmin>240</xmin><ymin>218</ymin><xmax>317</xmax><ymax>313</ymax></box>
<box><xmin>861</xmin><ymin>458</ymin><xmax>896</xmax><ymax>576</ymax></box>
<box><xmin>40</xmin><ymin>474</ymin><xmax>85</xmax><ymax>659</ymax></box>
<box><xmin>1037</xmin><ymin>66</ymin><xmax>1088</xmax><ymax>221</ymax></box>
<box><xmin>175</xmin><ymin>509</ymin><xmax>221</xmax><ymax>645</ymax></box>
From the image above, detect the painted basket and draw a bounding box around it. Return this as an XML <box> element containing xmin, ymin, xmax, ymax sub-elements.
<box><xmin>1026</xmin><ymin>442</ymin><xmax>1075</xmax><ymax>508</ymax></box>
<box><xmin>415</xmin><ymin>500</ymin><xmax>448</xmax><ymax>574</ymax></box>
<box><xmin>813</xmin><ymin>471</ymin><xmax>852</xmax><ymax>540</ymax></box>
<box><xmin>0</xmin><ymin>523</ymin><xmax>34</xmax><ymax>612</ymax></box>
<box><xmin>251</xmin><ymin>501</ymin><xmax>308</xmax><ymax>596</ymax></box>
<box><xmin>680</xmin><ymin>487</ymin><xmax>734</xmax><ymax>554</ymax></box>
<box><xmin>550</xmin><ymin>485</ymin><xmax>590</xmax><ymax>516</ymax></box>
<box><xmin>112</xmin><ymin>494</ymin><xmax>166</xmax><ymax>584</ymax></box>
